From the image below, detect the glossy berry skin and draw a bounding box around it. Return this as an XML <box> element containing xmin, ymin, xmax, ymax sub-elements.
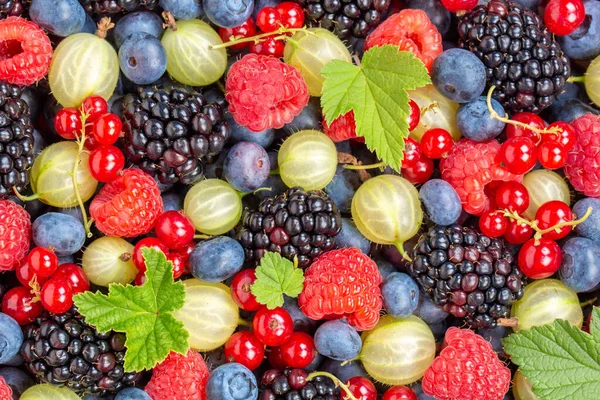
<box><xmin>16</xmin><ymin>262</ymin><xmax>47</xmax><ymax>288</ymax></box>
<box><xmin>505</xmin><ymin>112</ymin><xmax>545</xmax><ymax>143</ymax></box>
<box><xmin>500</xmin><ymin>136</ymin><xmax>537</xmax><ymax>175</ymax></box>
<box><xmin>440</xmin><ymin>0</ymin><xmax>478</xmax><ymax>12</ymax></box>
<box><xmin>276</xmin><ymin>2</ymin><xmax>304</xmax><ymax>28</ymax></box>
<box><xmin>92</xmin><ymin>113</ymin><xmax>122</xmax><ymax>146</ymax></box>
<box><xmin>252</xmin><ymin>307</ymin><xmax>294</xmax><ymax>347</ymax></box>
<box><xmin>407</xmin><ymin>100</ymin><xmax>420</xmax><ymax>131</ymax></box>
<box><xmin>1</xmin><ymin>286</ymin><xmax>43</xmax><ymax>325</ymax></box>
<box><xmin>402</xmin><ymin>137</ymin><xmax>422</xmax><ymax>169</ymax></box>
<box><xmin>53</xmin><ymin>263</ymin><xmax>90</xmax><ymax>294</ymax></box>
<box><xmin>40</xmin><ymin>278</ymin><xmax>73</xmax><ymax>314</ymax></box>
<box><xmin>518</xmin><ymin>238</ymin><xmax>562</xmax><ymax>279</ymax></box>
<box><xmin>154</xmin><ymin>211</ymin><xmax>195</xmax><ymax>250</ymax></box>
<box><xmin>535</xmin><ymin>200</ymin><xmax>573</xmax><ymax>240</ymax></box>
<box><xmin>538</xmin><ymin>141</ymin><xmax>567</xmax><ymax>170</ymax></box>
<box><xmin>267</xmin><ymin>346</ymin><xmax>287</xmax><ymax>370</ymax></box>
<box><xmin>382</xmin><ymin>386</ymin><xmax>418</xmax><ymax>400</ymax></box>
<box><xmin>218</xmin><ymin>18</ymin><xmax>257</xmax><ymax>50</ymax></box>
<box><xmin>249</xmin><ymin>36</ymin><xmax>285</xmax><ymax>57</ymax></box>
<box><xmin>230</xmin><ymin>269</ymin><xmax>261</xmax><ymax>311</ymax></box>
<box><xmin>344</xmin><ymin>376</ymin><xmax>378</xmax><ymax>400</ymax></box>
<box><xmin>224</xmin><ymin>331</ymin><xmax>265</xmax><ymax>371</ymax></box>
<box><xmin>27</xmin><ymin>247</ymin><xmax>58</xmax><ymax>278</ymax></box>
<box><xmin>401</xmin><ymin>155</ymin><xmax>434</xmax><ymax>184</ymax></box>
<box><xmin>88</xmin><ymin>145</ymin><xmax>125</xmax><ymax>183</ymax></box>
<box><xmin>279</xmin><ymin>332</ymin><xmax>316</xmax><ymax>368</ymax></box>
<box><xmin>545</xmin><ymin>0</ymin><xmax>585</xmax><ymax>36</ymax></box>
<box><xmin>421</xmin><ymin>128</ymin><xmax>453</xmax><ymax>159</ymax></box>
<box><xmin>133</xmin><ymin>237</ymin><xmax>169</xmax><ymax>273</ymax></box>
<box><xmin>543</xmin><ymin>121</ymin><xmax>576</xmax><ymax>150</ymax></box>
<box><xmin>479</xmin><ymin>211</ymin><xmax>508</xmax><ymax>238</ymax></box>
<box><xmin>54</xmin><ymin>107</ymin><xmax>82</xmax><ymax>140</ymax></box>
<box><xmin>82</xmin><ymin>96</ymin><xmax>108</xmax><ymax>122</ymax></box>
<box><xmin>256</xmin><ymin>7</ymin><xmax>281</xmax><ymax>32</ymax></box>
<box><xmin>495</xmin><ymin>181</ymin><xmax>530</xmax><ymax>215</ymax></box>
<box><xmin>504</xmin><ymin>219</ymin><xmax>534</xmax><ymax>244</ymax></box>
<box><xmin>166</xmin><ymin>252</ymin><xmax>186</xmax><ymax>279</ymax></box>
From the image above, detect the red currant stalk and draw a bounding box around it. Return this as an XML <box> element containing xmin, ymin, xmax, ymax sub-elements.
<box><xmin>208</xmin><ymin>25</ymin><xmax>312</xmax><ymax>51</ymax></box>
<box><xmin>501</xmin><ymin>206</ymin><xmax>593</xmax><ymax>242</ymax></box>
<box><xmin>305</xmin><ymin>371</ymin><xmax>362</xmax><ymax>400</ymax></box>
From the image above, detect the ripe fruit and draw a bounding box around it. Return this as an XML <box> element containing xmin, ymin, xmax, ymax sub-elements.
<box><xmin>402</xmin><ymin>137</ymin><xmax>423</xmax><ymax>169</ymax></box>
<box><xmin>495</xmin><ymin>181</ymin><xmax>530</xmax><ymax>215</ymax></box>
<box><xmin>252</xmin><ymin>307</ymin><xmax>294</xmax><ymax>347</ymax></box>
<box><xmin>82</xmin><ymin>236</ymin><xmax>138</xmax><ymax>286</ymax></box>
<box><xmin>344</xmin><ymin>376</ymin><xmax>378</xmax><ymax>400</ymax></box>
<box><xmin>420</xmin><ymin>128</ymin><xmax>453</xmax><ymax>159</ymax></box>
<box><xmin>500</xmin><ymin>136</ymin><xmax>537</xmax><ymax>175</ymax></box>
<box><xmin>92</xmin><ymin>113</ymin><xmax>121</xmax><ymax>145</ymax></box>
<box><xmin>154</xmin><ymin>211</ymin><xmax>195</xmax><ymax>250</ymax></box>
<box><xmin>322</xmin><ymin>111</ymin><xmax>360</xmax><ymax>142</ymax></box>
<box><xmin>82</xmin><ymin>96</ymin><xmax>108</xmax><ymax>122</ymax></box>
<box><xmin>407</xmin><ymin>99</ymin><xmax>420</xmax><ymax>131</ymax></box>
<box><xmin>0</xmin><ymin>199</ymin><xmax>31</xmax><ymax>271</ymax></box>
<box><xmin>224</xmin><ymin>331</ymin><xmax>265</xmax><ymax>371</ymax></box>
<box><xmin>145</xmin><ymin>349</ymin><xmax>209</xmax><ymax>400</ymax></box>
<box><xmin>545</xmin><ymin>0</ymin><xmax>585</xmax><ymax>36</ymax></box>
<box><xmin>40</xmin><ymin>278</ymin><xmax>73</xmax><ymax>314</ymax></box>
<box><xmin>543</xmin><ymin>121</ymin><xmax>576</xmax><ymax>150</ymax></box>
<box><xmin>401</xmin><ymin>155</ymin><xmax>434</xmax><ymax>184</ymax></box>
<box><xmin>518</xmin><ymin>238</ymin><xmax>562</xmax><ymax>279</ymax></box>
<box><xmin>184</xmin><ymin>179</ymin><xmax>242</xmax><ymax>236</ymax></box>
<box><xmin>564</xmin><ymin>114</ymin><xmax>600</xmax><ymax>198</ymax></box>
<box><xmin>52</xmin><ymin>263</ymin><xmax>90</xmax><ymax>294</ymax></box>
<box><xmin>505</xmin><ymin>112</ymin><xmax>546</xmax><ymax>142</ymax></box>
<box><xmin>27</xmin><ymin>247</ymin><xmax>58</xmax><ymax>278</ymax></box>
<box><xmin>54</xmin><ymin>107</ymin><xmax>82</xmax><ymax>140</ymax></box>
<box><xmin>383</xmin><ymin>386</ymin><xmax>418</xmax><ymax>400</ymax></box>
<box><xmin>133</xmin><ymin>238</ymin><xmax>169</xmax><ymax>273</ymax></box>
<box><xmin>16</xmin><ymin>262</ymin><xmax>47</xmax><ymax>288</ymax></box>
<box><xmin>538</xmin><ymin>141</ymin><xmax>567</xmax><ymax>170</ymax></box>
<box><xmin>479</xmin><ymin>211</ymin><xmax>508</xmax><ymax>238</ymax></box>
<box><xmin>249</xmin><ymin>36</ymin><xmax>285</xmax><ymax>58</ymax></box>
<box><xmin>279</xmin><ymin>332</ymin><xmax>316</xmax><ymax>368</ymax></box>
<box><xmin>276</xmin><ymin>2</ymin><xmax>304</xmax><ymax>28</ymax></box>
<box><xmin>522</xmin><ymin>169</ymin><xmax>571</xmax><ymax>219</ymax></box>
<box><xmin>218</xmin><ymin>18</ymin><xmax>256</xmax><ymax>50</ymax></box>
<box><xmin>88</xmin><ymin>145</ymin><xmax>125</xmax><ymax>182</ymax></box>
<box><xmin>441</xmin><ymin>0</ymin><xmax>478</xmax><ymax>13</ymax></box>
<box><xmin>256</xmin><ymin>7</ymin><xmax>281</xmax><ymax>32</ymax></box>
<box><xmin>1</xmin><ymin>286</ymin><xmax>43</xmax><ymax>325</ymax></box>
<box><xmin>504</xmin><ymin>219</ymin><xmax>534</xmax><ymax>245</ymax></box>
<box><xmin>535</xmin><ymin>200</ymin><xmax>573</xmax><ymax>240</ymax></box>
<box><xmin>230</xmin><ymin>269</ymin><xmax>261</xmax><ymax>311</ymax></box>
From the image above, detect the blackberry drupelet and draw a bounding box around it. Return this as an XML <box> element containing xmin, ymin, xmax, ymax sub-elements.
<box><xmin>294</xmin><ymin>0</ymin><xmax>392</xmax><ymax>40</ymax></box>
<box><xmin>0</xmin><ymin>82</ymin><xmax>34</xmax><ymax>198</ymax></box>
<box><xmin>0</xmin><ymin>0</ymin><xmax>29</xmax><ymax>18</ymax></box>
<box><xmin>236</xmin><ymin>187</ymin><xmax>342</xmax><ymax>269</ymax></box>
<box><xmin>458</xmin><ymin>0</ymin><xmax>570</xmax><ymax>114</ymax></box>
<box><xmin>122</xmin><ymin>85</ymin><xmax>231</xmax><ymax>185</ymax></box>
<box><xmin>259</xmin><ymin>369</ymin><xmax>340</xmax><ymax>400</ymax></box>
<box><xmin>78</xmin><ymin>0</ymin><xmax>158</xmax><ymax>14</ymax></box>
<box><xmin>409</xmin><ymin>224</ymin><xmax>526</xmax><ymax>328</ymax></box>
<box><xmin>20</xmin><ymin>307</ymin><xmax>138</xmax><ymax>396</ymax></box>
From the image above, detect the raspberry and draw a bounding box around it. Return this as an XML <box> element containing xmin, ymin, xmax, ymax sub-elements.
<box><xmin>0</xmin><ymin>376</ymin><xmax>12</xmax><ymax>400</ymax></box>
<box><xmin>145</xmin><ymin>350</ymin><xmax>209</xmax><ymax>400</ymax></box>
<box><xmin>564</xmin><ymin>114</ymin><xmax>600</xmax><ymax>197</ymax></box>
<box><xmin>322</xmin><ymin>111</ymin><xmax>364</xmax><ymax>143</ymax></box>
<box><xmin>225</xmin><ymin>53</ymin><xmax>309</xmax><ymax>132</ymax></box>
<box><xmin>298</xmin><ymin>248</ymin><xmax>382</xmax><ymax>331</ymax></box>
<box><xmin>422</xmin><ymin>328</ymin><xmax>511</xmax><ymax>400</ymax></box>
<box><xmin>90</xmin><ymin>169</ymin><xmax>163</xmax><ymax>238</ymax></box>
<box><xmin>0</xmin><ymin>199</ymin><xmax>30</xmax><ymax>271</ymax></box>
<box><xmin>440</xmin><ymin>139</ymin><xmax>522</xmax><ymax>215</ymax></box>
<box><xmin>365</xmin><ymin>10</ymin><xmax>443</xmax><ymax>71</ymax></box>
<box><xmin>0</xmin><ymin>17</ymin><xmax>52</xmax><ymax>85</ymax></box>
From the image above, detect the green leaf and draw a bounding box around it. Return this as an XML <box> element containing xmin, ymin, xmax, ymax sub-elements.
<box><xmin>503</xmin><ymin>308</ymin><xmax>600</xmax><ymax>400</ymax></box>
<box><xmin>251</xmin><ymin>252</ymin><xmax>304</xmax><ymax>309</ymax></box>
<box><xmin>73</xmin><ymin>248</ymin><xmax>189</xmax><ymax>372</ymax></box>
<box><xmin>320</xmin><ymin>46</ymin><xmax>431</xmax><ymax>171</ymax></box>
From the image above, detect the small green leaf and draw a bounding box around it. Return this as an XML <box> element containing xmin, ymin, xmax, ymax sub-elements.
<box><xmin>73</xmin><ymin>248</ymin><xmax>189</xmax><ymax>372</ymax></box>
<box><xmin>320</xmin><ymin>46</ymin><xmax>431</xmax><ymax>171</ymax></box>
<box><xmin>251</xmin><ymin>252</ymin><xmax>304</xmax><ymax>309</ymax></box>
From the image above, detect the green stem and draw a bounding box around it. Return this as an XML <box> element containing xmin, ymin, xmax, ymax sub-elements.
<box><xmin>209</xmin><ymin>26</ymin><xmax>311</xmax><ymax>50</ymax></box>
<box><xmin>568</xmin><ymin>75</ymin><xmax>585</xmax><ymax>83</ymax></box>
<box><xmin>343</xmin><ymin>161</ymin><xmax>386</xmax><ymax>170</ymax></box>
<box><xmin>270</xmin><ymin>168</ymin><xmax>280</xmax><ymax>176</ymax></box>
<box><xmin>11</xmin><ymin>188</ymin><xmax>39</xmax><ymax>202</ymax></box>
<box><xmin>306</xmin><ymin>371</ymin><xmax>360</xmax><ymax>400</ymax></box>
<box><xmin>74</xmin><ymin>110</ymin><xmax>92</xmax><ymax>238</ymax></box>
<box><xmin>581</xmin><ymin>297</ymin><xmax>597</xmax><ymax>307</ymax></box>
<box><xmin>237</xmin><ymin>318</ymin><xmax>252</xmax><ymax>328</ymax></box>
<box><xmin>394</xmin><ymin>239</ymin><xmax>412</xmax><ymax>262</ymax></box>
<box><xmin>194</xmin><ymin>234</ymin><xmax>212</xmax><ymax>240</ymax></box>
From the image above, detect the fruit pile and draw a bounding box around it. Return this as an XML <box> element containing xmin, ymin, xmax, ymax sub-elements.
<box><xmin>0</xmin><ymin>0</ymin><xmax>600</xmax><ymax>399</ymax></box>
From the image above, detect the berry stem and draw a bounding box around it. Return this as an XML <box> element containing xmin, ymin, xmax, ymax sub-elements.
<box><xmin>568</xmin><ymin>75</ymin><xmax>585</xmax><ymax>83</ymax></box>
<box><xmin>342</xmin><ymin>161</ymin><xmax>386</xmax><ymax>170</ymax></box>
<box><xmin>162</xmin><ymin>11</ymin><xmax>177</xmax><ymax>31</ymax></box>
<box><xmin>237</xmin><ymin>318</ymin><xmax>252</xmax><ymax>327</ymax></box>
<box><xmin>501</xmin><ymin>207</ymin><xmax>592</xmax><ymax>242</ymax></box>
<box><xmin>580</xmin><ymin>297</ymin><xmax>597</xmax><ymax>307</ymax></box>
<box><xmin>305</xmin><ymin>371</ymin><xmax>361</xmax><ymax>400</ymax></box>
<box><xmin>193</xmin><ymin>234</ymin><xmax>212</xmax><ymax>240</ymax></box>
<box><xmin>394</xmin><ymin>239</ymin><xmax>412</xmax><ymax>262</ymax></box>
<box><xmin>420</xmin><ymin>102</ymin><xmax>439</xmax><ymax>116</ymax></box>
<box><xmin>209</xmin><ymin>26</ymin><xmax>312</xmax><ymax>50</ymax></box>
<box><xmin>497</xmin><ymin>317</ymin><xmax>519</xmax><ymax>328</ymax></box>
<box><xmin>11</xmin><ymin>189</ymin><xmax>40</xmax><ymax>202</ymax></box>
<box><xmin>95</xmin><ymin>17</ymin><xmax>115</xmax><ymax>39</ymax></box>
<box><xmin>73</xmin><ymin>110</ymin><xmax>93</xmax><ymax>238</ymax></box>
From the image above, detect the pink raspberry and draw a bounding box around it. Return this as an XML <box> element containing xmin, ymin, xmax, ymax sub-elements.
<box><xmin>440</xmin><ymin>139</ymin><xmax>521</xmax><ymax>215</ymax></box>
<box><xmin>0</xmin><ymin>199</ymin><xmax>31</xmax><ymax>271</ymax></box>
<box><xmin>145</xmin><ymin>350</ymin><xmax>209</xmax><ymax>400</ymax></box>
<box><xmin>564</xmin><ymin>113</ymin><xmax>600</xmax><ymax>197</ymax></box>
<box><xmin>0</xmin><ymin>376</ymin><xmax>12</xmax><ymax>399</ymax></box>
<box><xmin>322</xmin><ymin>111</ymin><xmax>364</xmax><ymax>143</ymax></box>
<box><xmin>225</xmin><ymin>53</ymin><xmax>309</xmax><ymax>132</ymax></box>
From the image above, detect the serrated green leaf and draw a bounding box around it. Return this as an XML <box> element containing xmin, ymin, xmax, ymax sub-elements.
<box><xmin>251</xmin><ymin>252</ymin><xmax>304</xmax><ymax>309</ymax></box>
<box><xmin>321</xmin><ymin>46</ymin><xmax>431</xmax><ymax>171</ymax></box>
<box><xmin>503</xmin><ymin>308</ymin><xmax>600</xmax><ymax>400</ymax></box>
<box><xmin>73</xmin><ymin>248</ymin><xmax>189</xmax><ymax>372</ymax></box>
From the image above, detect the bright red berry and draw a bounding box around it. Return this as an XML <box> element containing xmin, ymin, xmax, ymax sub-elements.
<box><xmin>401</xmin><ymin>155</ymin><xmax>434</xmax><ymax>184</ymax></box>
<box><xmin>0</xmin><ymin>376</ymin><xmax>12</xmax><ymax>399</ymax></box>
<box><xmin>218</xmin><ymin>18</ymin><xmax>257</xmax><ymax>50</ymax></box>
<box><xmin>505</xmin><ymin>112</ymin><xmax>546</xmax><ymax>143</ymax></box>
<box><xmin>252</xmin><ymin>307</ymin><xmax>294</xmax><ymax>347</ymax></box>
<box><xmin>440</xmin><ymin>0</ymin><xmax>478</xmax><ymax>12</ymax></box>
<box><xmin>383</xmin><ymin>386</ymin><xmax>418</xmax><ymax>400</ymax></box>
<box><xmin>276</xmin><ymin>2</ymin><xmax>305</xmax><ymax>28</ymax></box>
<box><xmin>15</xmin><ymin>262</ymin><xmax>47</xmax><ymax>287</ymax></box>
<box><xmin>495</xmin><ymin>181</ymin><xmax>530</xmax><ymax>215</ymax></box>
<box><xmin>500</xmin><ymin>136</ymin><xmax>537</xmax><ymax>175</ymax></box>
<box><xmin>133</xmin><ymin>237</ymin><xmax>169</xmax><ymax>273</ymax></box>
<box><xmin>279</xmin><ymin>332</ymin><xmax>316</xmax><ymax>368</ymax></box>
<box><xmin>82</xmin><ymin>96</ymin><xmax>108</xmax><ymax>122</ymax></box>
<box><xmin>545</xmin><ymin>0</ymin><xmax>585</xmax><ymax>36</ymax></box>
<box><xmin>504</xmin><ymin>218</ymin><xmax>534</xmax><ymax>244</ymax></box>
<box><xmin>249</xmin><ymin>35</ymin><xmax>285</xmax><ymax>58</ymax></box>
<box><xmin>0</xmin><ymin>199</ymin><xmax>31</xmax><ymax>271</ymax></box>
<box><xmin>40</xmin><ymin>278</ymin><xmax>73</xmax><ymax>314</ymax></box>
<box><xmin>564</xmin><ymin>114</ymin><xmax>600</xmax><ymax>197</ymax></box>
<box><xmin>256</xmin><ymin>7</ymin><xmax>281</xmax><ymax>32</ymax></box>
<box><xmin>407</xmin><ymin>99</ymin><xmax>420</xmax><ymax>131</ymax></box>
<box><xmin>154</xmin><ymin>211</ymin><xmax>195</xmax><ymax>250</ymax></box>
<box><xmin>134</xmin><ymin>271</ymin><xmax>146</xmax><ymax>286</ymax></box>
<box><xmin>230</xmin><ymin>269</ymin><xmax>261</xmax><ymax>311</ymax></box>
<box><xmin>224</xmin><ymin>331</ymin><xmax>265</xmax><ymax>371</ymax></box>
<box><xmin>53</xmin><ymin>263</ymin><xmax>90</xmax><ymax>294</ymax></box>
<box><xmin>172</xmin><ymin>241</ymin><xmax>195</xmax><ymax>274</ymax></box>
<box><xmin>343</xmin><ymin>376</ymin><xmax>378</xmax><ymax>400</ymax></box>
<box><xmin>538</xmin><ymin>141</ymin><xmax>567</xmax><ymax>170</ymax></box>
<box><xmin>402</xmin><ymin>137</ymin><xmax>422</xmax><ymax>169</ymax></box>
<box><xmin>84</xmin><ymin>133</ymin><xmax>101</xmax><ymax>151</ymax></box>
<box><xmin>518</xmin><ymin>238</ymin><xmax>562</xmax><ymax>279</ymax></box>
<box><xmin>322</xmin><ymin>111</ymin><xmax>362</xmax><ymax>142</ymax></box>
<box><xmin>145</xmin><ymin>349</ymin><xmax>209</xmax><ymax>400</ymax></box>
<box><xmin>92</xmin><ymin>113</ymin><xmax>122</xmax><ymax>145</ymax></box>
<box><xmin>535</xmin><ymin>200</ymin><xmax>573</xmax><ymax>240</ymax></box>
<box><xmin>267</xmin><ymin>346</ymin><xmax>287</xmax><ymax>370</ymax></box>
<box><xmin>88</xmin><ymin>145</ymin><xmax>125</xmax><ymax>183</ymax></box>
<box><xmin>27</xmin><ymin>247</ymin><xmax>58</xmax><ymax>278</ymax></box>
<box><xmin>543</xmin><ymin>121</ymin><xmax>576</xmax><ymax>150</ymax></box>
<box><xmin>166</xmin><ymin>252</ymin><xmax>186</xmax><ymax>279</ymax></box>
<box><xmin>54</xmin><ymin>107</ymin><xmax>82</xmax><ymax>140</ymax></box>
<box><xmin>1</xmin><ymin>286</ymin><xmax>42</xmax><ymax>325</ymax></box>
<box><xmin>479</xmin><ymin>211</ymin><xmax>508</xmax><ymax>238</ymax></box>
<box><xmin>421</xmin><ymin>128</ymin><xmax>453</xmax><ymax>159</ymax></box>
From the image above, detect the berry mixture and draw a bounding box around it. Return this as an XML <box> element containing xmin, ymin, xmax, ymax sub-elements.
<box><xmin>0</xmin><ymin>1</ymin><xmax>598</xmax><ymax>400</ymax></box>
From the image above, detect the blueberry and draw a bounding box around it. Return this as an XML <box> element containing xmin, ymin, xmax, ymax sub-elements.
<box><xmin>319</xmin><ymin>358</ymin><xmax>369</xmax><ymax>383</ymax></box>
<box><xmin>574</xmin><ymin>198</ymin><xmax>600</xmax><ymax>244</ymax></box>
<box><xmin>205</xmin><ymin>362</ymin><xmax>258</xmax><ymax>400</ymax></box>
<box><xmin>407</xmin><ymin>0</ymin><xmax>450</xmax><ymax>36</ymax></box>
<box><xmin>162</xmin><ymin>192</ymin><xmax>184</xmax><ymax>212</ymax></box>
<box><xmin>326</xmin><ymin>167</ymin><xmax>361</xmax><ymax>213</ymax></box>
<box><xmin>419</xmin><ymin>179</ymin><xmax>462</xmax><ymax>225</ymax></box>
<box><xmin>57</xmin><ymin>207</ymin><xmax>84</xmax><ymax>223</ymax></box>
<box><xmin>376</xmin><ymin>258</ymin><xmax>397</xmax><ymax>281</ymax></box>
<box><xmin>283</xmin><ymin>296</ymin><xmax>319</xmax><ymax>334</ymax></box>
<box><xmin>456</xmin><ymin>96</ymin><xmax>506</xmax><ymax>141</ymax></box>
<box><xmin>432</xmin><ymin>49</ymin><xmax>486</xmax><ymax>103</ymax></box>
<box><xmin>58</xmin><ymin>255</ymin><xmax>74</xmax><ymax>265</ymax></box>
<box><xmin>223</xmin><ymin>142</ymin><xmax>270</xmax><ymax>193</ymax></box>
<box><xmin>0</xmin><ymin>367</ymin><xmax>33</xmax><ymax>399</ymax></box>
<box><xmin>381</xmin><ymin>272</ymin><xmax>420</xmax><ymax>318</ymax></box>
<box><xmin>281</xmin><ymin>97</ymin><xmax>322</xmax><ymax>134</ymax></box>
<box><xmin>119</xmin><ymin>32</ymin><xmax>167</xmax><ymax>85</ymax></box>
<box><xmin>544</xmin><ymin>82</ymin><xmax>584</xmax><ymax>121</ymax></box>
<box><xmin>114</xmin><ymin>387</ymin><xmax>151</xmax><ymax>400</ymax></box>
<box><xmin>189</xmin><ymin>237</ymin><xmax>245</xmax><ymax>282</ymax></box>
<box><xmin>32</xmin><ymin>212</ymin><xmax>85</xmax><ymax>256</ymax></box>
<box><xmin>414</xmin><ymin>296</ymin><xmax>448</xmax><ymax>324</ymax></box>
<box><xmin>114</xmin><ymin>11</ymin><xmax>164</xmax><ymax>48</ymax></box>
<box><xmin>78</xmin><ymin>14</ymin><xmax>96</xmax><ymax>34</ymax></box>
<box><xmin>314</xmin><ymin>320</ymin><xmax>362</xmax><ymax>361</ymax></box>
<box><xmin>159</xmin><ymin>0</ymin><xmax>202</xmax><ymax>20</ymax></box>
<box><xmin>255</xmin><ymin>175</ymin><xmax>288</xmax><ymax>201</ymax></box>
<box><xmin>0</xmin><ymin>313</ymin><xmax>22</xmax><ymax>365</ymax></box>
<box><xmin>477</xmin><ymin>326</ymin><xmax>509</xmax><ymax>356</ymax></box>
<box><xmin>32</xmin><ymin>129</ymin><xmax>47</xmax><ymax>156</ymax></box>
<box><xmin>547</xmin><ymin>99</ymin><xmax>599</xmax><ymax>123</ymax></box>
<box><xmin>558</xmin><ymin>0</ymin><xmax>600</xmax><ymax>60</ymax></box>
<box><xmin>559</xmin><ymin>237</ymin><xmax>600</xmax><ymax>293</ymax></box>
<box><xmin>203</xmin><ymin>0</ymin><xmax>254</xmax><ymax>28</ymax></box>
<box><xmin>29</xmin><ymin>0</ymin><xmax>86</xmax><ymax>37</ymax></box>
<box><xmin>226</xmin><ymin>112</ymin><xmax>275</xmax><ymax>148</ymax></box>
<box><xmin>335</xmin><ymin>218</ymin><xmax>371</xmax><ymax>255</ymax></box>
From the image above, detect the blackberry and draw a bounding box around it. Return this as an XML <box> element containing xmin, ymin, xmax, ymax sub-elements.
<box><xmin>236</xmin><ymin>188</ymin><xmax>342</xmax><ymax>269</ymax></box>
<box><xmin>78</xmin><ymin>0</ymin><xmax>158</xmax><ymax>14</ymax></box>
<box><xmin>0</xmin><ymin>0</ymin><xmax>29</xmax><ymax>18</ymax></box>
<box><xmin>122</xmin><ymin>85</ymin><xmax>231</xmax><ymax>185</ymax></box>
<box><xmin>259</xmin><ymin>369</ymin><xmax>340</xmax><ymax>400</ymax></box>
<box><xmin>294</xmin><ymin>0</ymin><xmax>392</xmax><ymax>40</ymax></box>
<box><xmin>458</xmin><ymin>0</ymin><xmax>570</xmax><ymax>114</ymax></box>
<box><xmin>408</xmin><ymin>224</ymin><xmax>526</xmax><ymax>329</ymax></box>
<box><xmin>0</xmin><ymin>82</ymin><xmax>34</xmax><ymax>199</ymax></box>
<box><xmin>20</xmin><ymin>307</ymin><xmax>139</xmax><ymax>396</ymax></box>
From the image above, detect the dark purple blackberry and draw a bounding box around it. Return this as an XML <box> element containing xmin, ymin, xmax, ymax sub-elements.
<box><xmin>0</xmin><ymin>0</ymin><xmax>29</xmax><ymax>18</ymax></box>
<box><xmin>458</xmin><ymin>0</ymin><xmax>570</xmax><ymax>114</ymax></box>
<box><xmin>20</xmin><ymin>307</ymin><xmax>139</xmax><ymax>396</ymax></box>
<box><xmin>408</xmin><ymin>224</ymin><xmax>526</xmax><ymax>329</ymax></box>
<box><xmin>0</xmin><ymin>82</ymin><xmax>34</xmax><ymax>199</ymax></box>
<box><xmin>294</xmin><ymin>0</ymin><xmax>392</xmax><ymax>40</ymax></box>
<box><xmin>122</xmin><ymin>85</ymin><xmax>231</xmax><ymax>185</ymax></box>
<box><xmin>78</xmin><ymin>0</ymin><xmax>158</xmax><ymax>14</ymax></box>
<box><xmin>259</xmin><ymin>369</ymin><xmax>340</xmax><ymax>400</ymax></box>
<box><xmin>236</xmin><ymin>188</ymin><xmax>342</xmax><ymax>269</ymax></box>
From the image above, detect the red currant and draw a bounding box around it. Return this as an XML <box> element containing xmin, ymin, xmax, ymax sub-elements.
<box><xmin>89</xmin><ymin>145</ymin><xmax>125</xmax><ymax>182</ymax></box>
<box><xmin>420</xmin><ymin>128</ymin><xmax>453</xmax><ymax>159</ymax></box>
<box><xmin>440</xmin><ymin>0</ymin><xmax>478</xmax><ymax>12</ymax></box>
<box><xmin>92</xmin><ymin>113</ymin><xmax>122</xmax><ymax>146</ymax></box>
<box><xmin>538</xmin><ymin>141</ymin><xmax>567</xmax><ymax>170</ymax></box>
<box><xmin>82</xmin><ymin>96</ymin><xmax>108</xmax><ymax>122</ymax></box>
<box><xmin>343</xmin><ymin>376</ymin><xmax>378</xmax><ymax>400</ymax></box>
<box><xmin>84</xmin><ymin>133</ymin><xmax>101</xmax><ymax>151</ymax></box>
<box><xmin>172</xmin><ymin>241</ymin><xmax>195</xmax><ymax>274</ymax></box>
<box><xmin>505</xmin><ymin>112</ymin><xmax>545</xmax><ymax>143</ymax></box>
<box><xmin>134</xmin><ymin>270</ymin><xmax>146</xmax><ymax>286</ymax></box>
<box><xmin>504</xmin><ymin>219</ymin><xmax>534</xmax><ymax>244</ymax></box>
<box><xmin>543</xmin><ymin>121</ymin><xmax>576</xmax><ymax>151</ymax></box>
<box><xmin>479</xmin><ymin>211</ymin><xmax>508</xmax><ymax>238</ymax></box>
<box><xmin>218</xmin><ymin>18</ymin><xmax>257</xmax><ymax>50</ymax></box>
<box><xmin>15</xmin><ymin>262</ymin><xmax>47</xmax><ymax>287</ymax></box>
<box><xmin>545</xmin><ymin>0</ymin><xmax>585</xmax><ymax>36</ymax></box>
<box><xmin>518</xmin><ymin>238</ymin><xmax>562</xmax><ymax>279</ymax></box>
<box><xmin>267</xmin><ymin>346</ymin><xmax>287</xmax><ymax>370</ymax></box>
<box><xmin>252</xmin><ymin>307</ymin><xmax>294</xmax><ymax>347</ymax></box>
<box><xmin>401</xmin><ymin>155</ymin><xmax>434</xmax><ymax>184</ymax></box>
<box><xmin>382</xmin><ymin>386</ymin><xmax>418</xmax><ymax>400</ymax></box>
<box><xmin>249</xmin><ymin>36</ymin><xmax>285</xmax><ymax>57</ymax></box>
<box><xmin>407</xmin><ymin>100</ymin><xmax>420</xmax><ymax>131</ymax></box>
<box><xmin>53</xmin><ymin>263</ymin><xmax>90</xmax><ymax>294</ymax></box>
<box><xmin>500</xmin><ymin>136</ymin><xmax>537</xmax><ymax>175</ymax></box>
<box><xmin>154</xmin><ymin>210</ymin><xmax>195</xmax><ymax>250</ymax></box>
<box><xmin>256</xmin><ymin>7</ymin><xmax>281</xmax><ymax>32</ymax></box>
<box><xmin>230</xmin><ymin>269</ymin><xmax>262</xmax><ymax>311</ymax></box>
<box><xmin>535</xmin><ymin>200</ymin><xmax>573</xmax><ymax>240</ymax></box>
<box><xmin>495</xmin><ymin>181</ymin><xmax>530</xmax><ymax>215</ymax></box>
<box><xmin>224</xmin><ymin>331</ymin><xmax>265</xmax><ymax>370</ymax></box>
<box><xmin>28</xmin><ymin>247</ymin><xmax>59</xmax><ymax>278</ymax></box>
<box><xmin>276</xmin><ymin>2</ymin><xmax>305</xmax><ymax>29</ymax></box>
<box><xmin>166</xmin><ymin>252</ymin><xmax>186</xmax><ymax>279</ymax></box>
<box><xmin>54</xmin><ymin>107</ymin><xmax>82</xmax><ymax>140</ymax></box>
<box><xmin>40</xmin><ymin>278</ymin><xmax>73</xmax><ymax>314</ymax></box>
<box><xmin>401</xmin><ymin>137</ymin><xmax>422</xmax><ymax>169</ymax></box>
<box><xmin>133</xmin><ymin>237</ymin><xmax>169</xmax><ymax>273</ymax></box>
<box><xmin>1</xmin><ymin>286</ymin><xmax>43</xmax><ymax>325</ymax></box>
<box><xmin>279</xmin><ymin>332</ymin><xmax>316</xmax><ymax>368</ymax></box>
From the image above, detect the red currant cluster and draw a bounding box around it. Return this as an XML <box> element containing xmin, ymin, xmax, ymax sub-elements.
<box><xmin>1</xmin><ymin>247</ymin><xmax>90</xmax><ymax>324</ymax></box>
<box><xmin>218</xmin><ymin>2</ymin><xmax>304</xmax><ymax>58</ymax></box>
<box><xmin>341</xmin><ymin>377</ymin><xmax>418</xmax><ymax>400</ymax></box>
<box><xmin>544</xmin><ymin>0</ymin><xmax>585</xmax><ymax>36</ymax></box>
<box><xmin>54</xmin><ymin>95</ymin><xmax>126</xmax><ymax>183</ymax></box>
